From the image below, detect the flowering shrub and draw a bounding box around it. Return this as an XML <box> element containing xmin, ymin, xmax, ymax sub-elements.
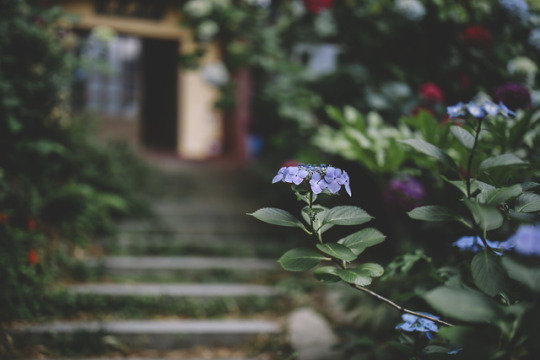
<box><xmin>0</xmin><ymin>1</ymin><xmax>146</xmax><ymax>324</ymax></box>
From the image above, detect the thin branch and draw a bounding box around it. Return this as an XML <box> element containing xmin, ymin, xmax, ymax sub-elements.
<box><xmin>465</xmin><ymin>118</ymin><xmax>483</xmax><ymax>198</ymax></box>
<box><xmin>329</xmin><ymin>259</ymin><xmax>454</xmax><ymax>327</ymax></box>
<box><xmin>349</xmin><ymin>283</ymin><xmax>454</xmax><ymax>327</ymax></box>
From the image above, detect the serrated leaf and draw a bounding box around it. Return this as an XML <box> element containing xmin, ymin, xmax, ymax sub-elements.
<box><xmin>464</xmin><ymin>199</ymin><xmax>503</xmax><ymax>232</ymax></box>
<box><xmin>357</xmin><ymin>263</ymin><xmax>384</xmax><ymax>277</ymax></box>
<box><xmin>316</xmin><ymin>243</ymin><xmax>357</xmax><ymax>261</ymax></box>
<box><xmin>338</xmin><ymin>228</ymin><xmax>386</xmax><ymax>255</ymax></box>
<box><xmin>501</xmin><ymin>257</ymin><xmax>540</xmax><ymax>293</ymax></box>
<box><xmin>476</xmin><ymin>185</ymin><xmax>522</xmax><ymax>205</ymax></box>
<box><xmin>400</xmin><ymin>139</ymin><xmax>457</xmax><ymax>169</ymax></box>
<box><xmin>408</xmin><ymin>205</ymin><xmax>457</xmax><ymax>222</ymax></box>
<box><xmin>515</xmin><ymin>192</ymin><xmax>540</xmax><ymax>213</ymax></box>
<box><xmin>277</xmin><ymin>248</ymin><xmax>327</xmax><ymax>272</ymax></box>
<box><xmin>471</xmin><ymin>251</ymin><xmax>508</xmax><ymax>297</ymax></box>
<box><xmin>323</xmin><ymin>206</ymin><xmax>373</xmax><ymax>226</ymax></box>
<box><xmin>424</xmin><ymin>287</ymin><xmax>497</xmax><ymax>323</ymax></box>
<box><xmin>314</xmin><ymin>266</ymin><xmax>340</xmax><ymax>283</ymax></box>
<box><xmin>479</xmin><ymin>154</ymin><xmax>526</xmax><ymax>172</ymax></box>
<box><xmin>248</xmin><ymin>208</ymin><xmax>305</xmax><ymax>229</ymax></box>
<box><xmin>336</xmin><ymin>268</ymin><xmax>373</xmax><ymax>286</ymax></box>
<box><xmin>450</xmin><ymin>126</ymin><xmax>474</xmax><ymax>149</ymax></box>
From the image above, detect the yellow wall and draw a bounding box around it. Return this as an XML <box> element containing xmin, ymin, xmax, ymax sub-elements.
<box><xmin>59</xmin><ymin>1</ymin><xmax>222</xmax><ymax>159</ymax></box>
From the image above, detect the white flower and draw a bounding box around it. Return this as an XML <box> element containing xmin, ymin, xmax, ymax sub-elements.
<box><xmin>200</xmin><ymin>61</ymin><xmax>230</xmax><ymax>86</ymax></box>
<box><xmin>184</xmin><ymin>0</ymin><xmax>213</xmax><ymax>17</ymax></box>
<box><xmin>314</xmin><ymin>10</ymin><xmax>337</xmax><ymax>37</ymax></box>
<box><xmin>198</xmin><ymin>21</ymin><xmax>219</xmax><ymax>41</ymax></box>
<box><xmin>531</xmin><ymin>90</ymin><xmax>540</xmax><ymax>108</ymax></box>
<box><xmin>508</xmin><ymin>57</ymin><xmax>537</xmax><ymax>86</ymax></box>
<box><xmin>381</xmin><ymin>82</ymin><xmax>412</xmax><ymax>99</ymax></box>
<box><xmin>394</xmin><ymin>0</ymin><xmax>426</xmax><ymax>21</ymax></box>
<box><xmin>245</xmin><ymin>0</ymin><xmax>271</xmax><ymax>7</ymax></box>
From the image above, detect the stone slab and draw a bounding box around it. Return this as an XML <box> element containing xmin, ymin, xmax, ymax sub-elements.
<box><xmin>12</xmin><ymin>319</ymin><xmax>281</xmax><ymax>349</ymax></box>
<box><xmin>66</xmin><ymin>283</ymin><xmax>280</xmax><ymax>297</ymax></box>
<box><xmin>86</xmin><ymin>256</ymin><xmax>278</xmax><ymax>271</ymax></box>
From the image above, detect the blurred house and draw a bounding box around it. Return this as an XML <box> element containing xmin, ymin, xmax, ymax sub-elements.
<box><xmin>55</xmin><ymin>0</ymin><xmax>247</xmax><ymax>161</ymax></box>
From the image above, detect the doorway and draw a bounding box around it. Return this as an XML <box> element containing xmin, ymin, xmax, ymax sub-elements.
<box><xmin>140</xmin><ymin>38</ymin><xmax>179</xmax><ymax>150</ymax></box>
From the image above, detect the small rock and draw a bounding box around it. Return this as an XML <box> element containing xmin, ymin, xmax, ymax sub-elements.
<box><xmin>287</xmin><ymin>307</ymin><xmax>340</xmax><ymax>360</ymax></box>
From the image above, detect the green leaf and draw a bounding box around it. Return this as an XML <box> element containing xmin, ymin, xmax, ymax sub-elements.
<box><xmin>464</xmin><ymin>199</ymin><xmax>503</xmax><ymax>232</ymax></box>
<box><xmin>314</xmin><ymin>266</ymin><xmax>340</xmax><ymax>283</ymax></box>
<box><xmin>515</xmin><ymin>192</ymin><xmax>540</xmax><ymax>213</ymax></box>
<box><xmin>476</xmin><ymin>185</ymin><xmax>522</xmax><ymax>205</ymax></box>
<box><xmin>316</xmin><ymin>243</ymin><xmax>357</xmax><ymax>261</ymax></box>
<box><xmin>338</xmin><ymin>228</ymin><xmax>386</xmax><ymax>255</ymax></box>
<box><xmin>471</xmin><ymin>251</ymin><xmax>508</xmax><ymax>297</ymax></box>
<box><xmin>357</xmin><ymin>263</ymin><xmax>384</xmax><ymax>277</ymax></box>
<box><xmin>248</xmin><ymin>208</ymin><xmax>305</xmax><ymax>229</ymax></box>
<box><xmin>400</xmin><ymin>139</ymin><xmax>457</xmax><ymax>169</ymax></box>
<box><xmin>336</xmin><ymin>268</ymin><xmax>373</xmax><ymax>286</ymax></box>
<box><xmin>301</xmin><ymin>205</ymin><xmax>334</xmax><ymax>234</ymax></box>
<box><xmin>450</xmin><ymin>126</ymin><xmax>474</xmax><ymax>149</ymax></box>
<box><xmin>323</xmin><ymin>206</ymin><xmax>373</xmax><ymax>226</ymax></box>
<box><xmin>277</xmin><ymin>248</ymin><xmax>327</xmax><ymax>271</ymax></box>
<box><xmin>501</xmin><ymin>257</ymin><xmax>540</xmax><ymax>293</ymax></box>
<box><xmin>407</xmin><ymin>206</ymin><xmax>457</xmax><ymax>222</ymax></box>
<box><xmin>424</xmin><ymin>287</ymin><xmax>497</xmax><ymax>323</ymax></box>
<box><xmin>479</xmin><ymin>154</ymin><xmax>526</xmax><ymax>172</ymax></box>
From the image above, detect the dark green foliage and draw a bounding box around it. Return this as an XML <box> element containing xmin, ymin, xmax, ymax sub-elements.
<box><xmin>0</xmin><ymin>1</ymin><xmax>146</xmax><ymax>324</ymax></box>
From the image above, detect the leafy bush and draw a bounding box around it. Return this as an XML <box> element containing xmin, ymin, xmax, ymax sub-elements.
<box><xmin>0</xmin><ymin>1</ymin><xmax>146</xmax><ymax>325</ymax></box>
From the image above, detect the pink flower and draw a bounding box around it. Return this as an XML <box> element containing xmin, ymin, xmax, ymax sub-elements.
<box><xmin>461</xmin><ymin>25</ymin><xmax>492</xmax><ymax>49</ymax></box>
<box><xmin>419</xmin><ymin>83</ymin><xmax>444</xmax><ymax>103</ymax></box>
<box><xmin>28</xmin><ymin>249</ymin><xmax>39</xmax><ymax>266</ymax></box>
<box><xmin>302</xmin><ymin>0</ymin><xmax>335</xmax><ymax>14</ymax></box>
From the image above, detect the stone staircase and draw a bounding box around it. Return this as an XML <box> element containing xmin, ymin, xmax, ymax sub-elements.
<box><xmin>10</xmin><ymin>164</ymin><xmax>304</xmax><ymax>359</ymax></box>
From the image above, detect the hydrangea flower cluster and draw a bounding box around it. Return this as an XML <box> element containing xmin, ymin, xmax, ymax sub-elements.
<box><xmin>461</xmin><ymin>25</ymin><xmax>492</xmax><ymax>49</ymax></box>
<box><xmin>395</xmin><ymin>313</ymin><xmax>439</xmax><ymax>340</ymax></box>
<box><xmin>452</xmin><ymin>236</ymin><xmax>505</xmax><ymax>252</ymax></box>
<box><xmin>499</xmin><ymin>0</ymin><xmax>529</xmax><ymax>23</ymax></box>
<box><xmin>419</xmin><ymin>82</ymin><xmax>444</xmax><ymax>103</ymax></box>
<box><xmin>446</xmin><ymin>100</ymin><xmax>516</xmax><ymax>119</ymax></box>
<box><xmin>394</xmin><ymin>0</ymin><xmax>426</xmax><ymax>21</ymax></box>
<box><xmin>529</xmin><ymin>28</ymin><xmax>540</xmax><ymax>50</ymax></box>
<box><xmin>494</xmin><ymin>83</ymin><xmax>531</xmax><ymax>110</ymax></box>
<box><xmin>384</xmin><ymin>176</ymin><xmax>425</xmax><ymax>211</ymax></box>
<box><xmin>272</xmin><ymin>164</ymin><xmax>351</xmax><ymax>196</ymax></box>
<box><xmin>503</xmin><ymin>224</ymin><xmax>540</xmax><ymax>256</ymax></box>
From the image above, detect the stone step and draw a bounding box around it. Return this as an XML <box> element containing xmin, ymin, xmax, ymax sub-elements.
<box><xmin>66</xmin><ymin>283</ymin><xmax>281</xmax><ymax>297</ymax></box>
<box><xmin>12</xmin><ymin>319</ymin><xmax>281</xmax><ymax>349</ymax></box>
<box><xmin>86</xmin><ymin>256</ymin><xmax>278</xmax><ymax>272</ymax></box>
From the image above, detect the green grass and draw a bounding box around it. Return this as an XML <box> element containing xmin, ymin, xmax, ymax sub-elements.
<box><xmin>21</xmin><ymin>291</ymin><xmax>294</xmax><ymax>322</ymax></box>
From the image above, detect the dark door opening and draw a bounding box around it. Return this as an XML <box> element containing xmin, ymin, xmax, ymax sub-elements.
<box><xmin>141</xmin><ymin>38</ymin><xmax>178</xmax><ymax>150</ymax></box>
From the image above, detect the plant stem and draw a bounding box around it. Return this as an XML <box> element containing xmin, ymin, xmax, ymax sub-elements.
<box><xmin>466</xmin><ymin>118</ymin><xmax>483</xmax><ymax>198</ymax></box>
<box><xmin>331</xmin><ymin>259</ymin><xmax>453</xmax><ymax>327</ymax></box>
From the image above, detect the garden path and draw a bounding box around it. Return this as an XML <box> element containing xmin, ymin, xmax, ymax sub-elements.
<box><xmin>15</xmin><ymin>161</ymin><xmax>304</xmax><ymax>359</ymax></box>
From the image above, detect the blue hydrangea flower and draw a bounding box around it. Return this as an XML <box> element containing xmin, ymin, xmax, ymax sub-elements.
<box><xmin>394</xmin><ymin>0</ymin><xmax>426</xmax><ymax>21</ymax></box>
<box><xmin>453</xmin><ymin>236</ymin><xmax>503</xmax><ymax>253</ymax></box>
<box><xmin>499</xmin><ymin>0</ymin><xmax>529</xmax><ymax>23</ymax></box>
<box><xmin>467</xmin><ymin>101</ymin><xmax>485</xmax><ymax>118</ymax></box>
<box><xmin>395</xmin><ymin>313</ymin><xmax>439</xmax><ymax>340</ymax></box>
<box><xmin>284</xmin><ymin>166</ymin><xmax>309</xmax><ymax>185</ymax></box>
<box><xmin>272</xmin><ymin>164</ymin><xmax>352</xmax><ymax>196</ymax></box>
<box><xmin>309</xmin><ymin>172</ymin><xmax>328</xmax><ymax>194</ymax></box>
<box><xmin>447</xmin><ymin>100</ymin><xmax>516</xmax><ymax>119</ymax></box>
<box><xmin>498</xmin><ymin>224</ymin><xmax>540</xmax><ymax>256</ymax></box>
<box><xmin>529</xmin><ymin>28</ymin><xmax>540</xmax><ymax>50</ymax></box>
<box><xmin>447</xmin><ymin>102</ymin><xmax>465</xmax><ymax>118</ymax></box>
<box><xmin>483</xmin><ymin>101</ymin><xmax>500</xmax><ymax>116</ymax></box>
<box><xmin>499</xmin><ymin>102</ymin><xmax>516</xmax><ymax>118</ymax></box>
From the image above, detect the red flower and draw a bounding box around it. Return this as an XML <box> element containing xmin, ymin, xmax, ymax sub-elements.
<box><xmin>281</xmin><ymin>159</ymin><xmax>299</xmax><ymax>168</ymax></box>
<box><xmin>461</xmin><ymin>25</ymin><xmax>492</xmax><ymax>49</ymax></box>
<box><xmin>28</xmin><ymin>249</ymin><xmax>39</xmax><ymax>266</ymax></box>
<box><xmin>0</xmin><ymin>213</ymin><xmax>8</xmax><ymax>225</ymax></box>
<box><xmin>28</xmin><ymin>217</ymin><xmax>36</xmax><ymax>231</ymax></box>
<box><xmin>302</xmin><ymin>0</ymin><xmax>335</xmax><ymax>14</ymax></box>
<box><xmin>419</xmin><ymin>83</ymin><xmax>444</xmax><ymax>103</ymax></box>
